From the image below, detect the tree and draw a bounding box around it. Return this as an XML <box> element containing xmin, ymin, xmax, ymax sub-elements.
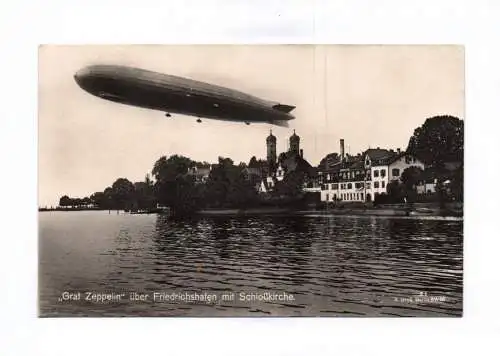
<box><xmin>103</xmin><ymin>187</ymin><xmax>115</xmax><ymax>209</ymax></box>
<box><xmin>406</xmin><ymin>115</ymin><xmax>464</xmax><ymax>166</ymax></box>
<box><xmin>111</xmin><ymin>178</ymin><xmax>136</xmax><ymax>209</ymax></box>
<box><xmin>386</xmin><ymin>181</ymin><xmax>405</xmax><ymax>203</ymax></box>
<box><xmin>274</xmin><ymin>170</ymin><xmax>305</xmax><ymax>198</ymax></box>
<box><xmin>134</xmin><ymin>179</ymin><xmax>157</xmax><ymax>210</ymax></box>
<box><xmin>152</xmin><ymin>155</ymin><xmax>194</xmax><ymax>182</ymax></box>
<box><xmin>59</xmin><ymin>195</ymin><xmax>71</xmax><ymax>207</ymax></box>
<box><xmin>401</xmin><ymin>166</ymin><xmax>424</xmax><ymax>191</ymax></box>
<box><xmin>248</xmin><ymin>156</ymin><xmax>259</xmax><ymax>168</ymax></box>
<box><xmin>90</xmin><ymin>192</ymin><xmax>105</xmax><ymax>208</ymax></box>
<box><xmin>449</xmin><ymin>164</ymin><xmax>463</xmax><ymax>201</ymax></box>
<box><xmin>152</xmin><ymin>155</ymin><xmax>198</xmax><ymax>214</ymax></box>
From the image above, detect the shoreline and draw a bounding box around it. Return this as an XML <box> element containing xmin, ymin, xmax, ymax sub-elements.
<box><xmin>39</xmin><ymin>203</ymin><xmax>463</xmax><ymax>218</ymax></box>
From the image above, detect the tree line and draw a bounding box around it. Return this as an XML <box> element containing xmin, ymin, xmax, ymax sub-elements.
<box><xmin>58</xmin><ymin>154</ymin><xmax>308</xmax><ymax>215</ymax></box>
<box><xmin>58</xmin><ymin>115</ymin><xmax>464</xmax><ymax>212</ymax></box>
<box><xmin>375</xmin><ymin>115</ymin><xmax>464</xmax><ymax>204</ymax></box>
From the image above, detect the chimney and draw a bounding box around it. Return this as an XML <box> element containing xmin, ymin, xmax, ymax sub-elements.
<box><xmin>397</xmin><ymin>148</ymin><xmax>401</xmax><ymax>154</ymax></box>
<box><xmin>340</xmin><ymin>139</ymin><xmax>345</xmax><ymax>161</ymax></box>
<box><xmin>300</xmin><ymin>149</ymin><xmax>303</xmax><ymax>158</ymax></box>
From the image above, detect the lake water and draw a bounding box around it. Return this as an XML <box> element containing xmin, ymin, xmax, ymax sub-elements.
<box><xmin>39</xmin><ymin>211</ymin><xmax>463</xmax><ymax>317</ymax></box>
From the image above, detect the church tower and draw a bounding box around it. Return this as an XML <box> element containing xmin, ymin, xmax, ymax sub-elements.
<box><xmin>266</xmin><ymin>129</ymin><xmax>277</xmax><ymax>171</ymax></box>
<box><xmin>289</xmin><ymin>130</ymin><xmax>300</xmax><ymax>156</ymax></box>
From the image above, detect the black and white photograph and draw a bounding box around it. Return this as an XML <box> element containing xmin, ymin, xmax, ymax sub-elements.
<box><xmin>38</xmin><ymin>45</ymin><xmax>464</xmax><ymax>317</ymax></box>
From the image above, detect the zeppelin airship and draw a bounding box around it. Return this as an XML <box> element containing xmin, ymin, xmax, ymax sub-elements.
<box><xmin>74</xmin><ymin>64</ymin><xmax>296</xmax><ymax>126</ymax></box>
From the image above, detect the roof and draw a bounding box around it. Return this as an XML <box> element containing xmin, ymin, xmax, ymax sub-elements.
<box><xmin>280</xmin><ymin>152</ymin><xmax>316</xmax><ymax>177</ymax></box>
<box><xmin>363</xmin><ymin>148</ymin><xmax>400</xmax><ymax>166</ymax></box>
<box><xmin>319</xmin><ymin>153</ymin><xmax>342</xmax><ymax>170</ymax></box>
<box><xmin>266</xmin><ymin>129</ymin><xmax>276</xmax><ymax>142</ymax></box>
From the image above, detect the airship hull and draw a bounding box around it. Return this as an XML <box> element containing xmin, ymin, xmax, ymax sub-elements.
<box><xmin>74</xmin><ymin>65</ymin><xmax>295</xmax><ymax>124</ymax></box>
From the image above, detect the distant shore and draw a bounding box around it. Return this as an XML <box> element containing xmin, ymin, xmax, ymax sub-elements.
<box><xmin>40</xmin><ymin>202</ymin><xmax>462</xmax><ymax>218</ymax></box>
<box><xmin>195</xmin><ymin>202</ymin><xmax>462</xmax><ymax>218</ymax></box>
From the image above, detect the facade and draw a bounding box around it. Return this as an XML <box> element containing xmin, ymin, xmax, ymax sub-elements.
<box><xmin>242</xmin><ymin>167</ymin><xmax>264</xmax><ymax>190</ymax></box>
<box><xmin>319</xmin><ymin>141</ymin><xmax>425</xmax><ymax>203</ymax></box>
<box><xmin>187</xmin><ymin>165</ymin><xmax>213</xmax><ymax>184</ymax></box>
<box><xmin>258</xmin><ymin>130</ymin><xmax>318</xmax><ymax>194</ymax></box>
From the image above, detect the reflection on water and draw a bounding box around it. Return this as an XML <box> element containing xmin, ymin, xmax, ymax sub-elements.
<box><xmin>39</xmin><ymin>211</ymin><xmax>463</xmax><ymax>317</ymax></box>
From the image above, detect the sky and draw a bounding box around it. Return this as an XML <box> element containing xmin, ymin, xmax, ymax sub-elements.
<box><xmin>38</xmin><ymin>45</ymin><xmax>464</xmax><ymax>207</ymax></box>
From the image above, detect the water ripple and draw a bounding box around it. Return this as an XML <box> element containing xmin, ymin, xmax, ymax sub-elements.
<box><xmin>39</xmin><ymin>211</ymin><xmax>463</xmax><ymax>317</ymax></box>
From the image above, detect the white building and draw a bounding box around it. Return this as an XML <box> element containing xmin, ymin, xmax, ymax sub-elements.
<box><xmin>319</xmin><ymin>145</ymin><xmax>425</xmax><ymax>203</ymax></box>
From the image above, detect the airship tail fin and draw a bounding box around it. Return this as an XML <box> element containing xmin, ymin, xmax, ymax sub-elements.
<box><xmin>272</xmin><ymin>104</ymin><xmax>296</xmax><ymax>113</ymax></box>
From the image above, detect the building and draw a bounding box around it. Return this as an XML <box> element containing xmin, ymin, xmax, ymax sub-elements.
<box><xmin>259</xmin><ymin>130</ymin><xmax>319</xmax><ymax>194</ymax></box>
<box><xmin>242</xmin><ymin>166</ymin><xmax>264</xmax><ymax>190</ymax></box>
<box><xmin>186</xmin><ymin>164</ymin><xmax>214</xmax><ymax>184</ymax></box>
<box><xmin>289</xmin><ymin>130</ymin><xmax>300</xmax><ymax>156</ymax></box>
<box><xmin>266</xmin><ymin>129</ymin><xmax>277</xmax><ymax>172</ymax></box>
<box><xmin>319</xmin><ymin>140</ymin><xmax>425</xmax><ymax>203</ymax></box>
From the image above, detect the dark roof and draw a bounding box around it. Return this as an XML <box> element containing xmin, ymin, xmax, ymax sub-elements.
<box><xmin>319</xmin><ymin>153</ymin><xmax>341</xmax><ymax>170</ymax></box>
<box><xmin>266</xmin><ymin>130</ymin><xmax>276</xmax><ymax>142</ymax></box>
<box><xmin>364</xmin><ymin>148</ymin><xmax>398</xmax><ymax>166</ymax></box>
<box><xmin>280</xmin><ymin>152</ymin><xmax>316</xmax><ymax>177</ymax></box>
<box><xmin>348</xmin><ymin>159</ymin><xmax>365</xmax><ymax>170</ymax></box>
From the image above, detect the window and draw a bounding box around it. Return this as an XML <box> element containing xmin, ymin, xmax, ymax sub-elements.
<box><xmin>374</xmin><ymin>170</ymin><xmax>379</xmax><ymax>177</ymax></box>
<box><xmin>321</xmin><ymin>184</ymin><xmax>326</xmax><ymax>190</ymax></box>
<box><xmin>356</xmin><ymin>193</ymin><xmax>359</xmax><ymax>200</ymax></box>
<box><xmin>380</xmin><ymin>169</ymin><xmax>386</xmax><ymax>177</ymax></box>
<box><xmin>392</xmin><ymin>168</ymin><xmax>400</xmax><ymax>177</ymax></box>
<box><xmin>326</xmin><ymin>194</ymin><xmax>329</xmax><ymax>201</ymax></box>
<box><xmin>374</xmin><ymin>181</ymin><xmax>379</xmax><ymax>188</ymax></box>
<box><xmin>333</xmin><ymin>194</ymin><xmax>337</xmax><ymax>200</ymax></box>
<box><xmin>360</xmin><ymin>193</ymin><xmax>364</xmax><ymax>201</ymax></box>
<box><xmin>382</xmin><ymin>181</ymin><xmax>385</xmax><ymax>188</ymax></box>
<box><xmin>366</xmin><ymin>182</ymin><xmax>371</xmax><ymax>189</ymax></box>
<box><xmin>332</xmin><ymin>183</ymin><xmax>338</xmax><ymax>190</ymax></box>
<box><xmin>347</xmin><ymin>183</ymin><xmax>352</xmax><ymax>189</ymax></box>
